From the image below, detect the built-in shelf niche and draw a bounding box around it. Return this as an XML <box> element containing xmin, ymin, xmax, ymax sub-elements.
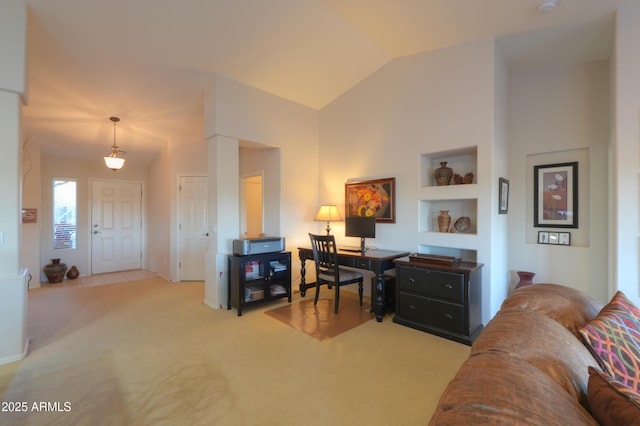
<box><xmin>420</xmin><ymin>146</ymin><xmax>478</xmax><ymax>188</ymax></box>
<box><xmin>417</xmin><ymin>244</ymin><xmax>478</xmax><ymax>263</ymax></box>
<box><xmin>419</xmin><ymin>199</ymin><xmax>477</xmax><ymax>234</ymax></box>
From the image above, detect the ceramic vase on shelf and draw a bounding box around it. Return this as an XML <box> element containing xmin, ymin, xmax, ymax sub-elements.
<box><xmin>67</xmin><ymin>265</ymin><xmax>79</xmax><ymax>280</ymax></box>
<box><xmin>43</xmin><ymin>258</ymin><xmax>68</xmax><ymax>283</ymax></box>
<box><xmin>515</xmin><ymin>271</ymin><xmax>535</xmax><ymax>289</ymax></box>
<box><xmin>437</xmin><ymin>210</ymin><xmax>451</xmax><ymax>233</ymax></box>
<box><xmin>434</xmin><ymin>162</ymin><xmax>453</xmax><ymax>186</ymax></box>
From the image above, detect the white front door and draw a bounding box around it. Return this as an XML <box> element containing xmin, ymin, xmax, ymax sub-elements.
<box><xmin>179</xmin><ymin>176</ymin><xmax>209</xmax><ymax>281</ymax></box>
<box><xmin>91</xmin><ymin>180</ymin><xmax>143</xmax><ymax>274</ymax></box>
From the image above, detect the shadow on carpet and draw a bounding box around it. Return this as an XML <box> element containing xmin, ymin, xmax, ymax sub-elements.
<box><xmin>265</xmin><ymin>296</ymin><xmax>374</xmax><ymax>341</ymax></box>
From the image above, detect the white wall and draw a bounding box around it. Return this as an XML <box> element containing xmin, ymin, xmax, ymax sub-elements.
<box><xmin>240</xmin><ymin>146</ymin><xmax>281</xmax><ymax>237</ymax></box>
<box><xmin>490</xmin><ymin>42</ymin><xmax>511</xmax><ymax>309</ymax></box>
<box><xmin>0</xmin><ymin>0</ymin><xmax>28</xmax><ymax>364</ymax></box>
<box><xmin>147</xmin><ymin>143</ymin><xmax>171</xmax><ymax>280</ymax></box>
<box><xmin>202</xmin><ymin>74</ymin><xmax>320</xmax><ymax>308</ymax></box>
<box><xmin>613</xmin><ymin>3</ymin><xmax>640</xmax><ymax>304</ymax></box>
<box><xmin>508</xmin><ymin>61</ymin><xmax>610</xmax><ymax>302</ymax></box>
<box><xmin>21</xmin><ymin>140</ymin><xmax>41</xmax><ymax>287</ymax></box>
<box><xmin>319</xmin><ymin>40</ymin><xmax>501</xmax><ymax>320</ymax></box>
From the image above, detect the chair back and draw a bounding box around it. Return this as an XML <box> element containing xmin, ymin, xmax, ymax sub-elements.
<box><xmin>308</xmin><ymin>233</ymin><xmax>340</xmax><ymax>284</ymax></box>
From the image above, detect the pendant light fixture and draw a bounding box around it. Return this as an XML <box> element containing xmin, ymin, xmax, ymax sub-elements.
<box><xmin>104</xmin><ymin>116</ymin><xmax>125</xmax><ymax>171</ymax></box>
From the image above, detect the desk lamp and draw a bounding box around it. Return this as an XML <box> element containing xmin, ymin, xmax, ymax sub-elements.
<box><xmin>314</xmin><ymin>205</ymin><xmax>342</xmax><ymax>235</ymax></box>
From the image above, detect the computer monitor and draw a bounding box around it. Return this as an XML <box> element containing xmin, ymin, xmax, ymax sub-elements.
<box><xmin>345</xmin><ymin>216</ymin><xmax>376</xmax><ymax>252</ymax></box>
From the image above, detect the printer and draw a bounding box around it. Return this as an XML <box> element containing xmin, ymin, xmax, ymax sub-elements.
<box><xmin>232</xmin><ymin>237</ymin><xmax>286</xmax><ymax>256</ymax></box>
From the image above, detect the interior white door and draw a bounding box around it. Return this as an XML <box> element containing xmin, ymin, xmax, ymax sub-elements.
<box><xmin>179</xmin><ymin>176</ymin><xmax>209</xmax><ymax>281</ymax></box>
<box><xmin>91</xmin><ymin>180</ymin><xmax>142</xmax><ymax>274</ymax></box>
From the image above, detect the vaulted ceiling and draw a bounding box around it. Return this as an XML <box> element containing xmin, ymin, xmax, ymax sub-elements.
<box><xmin>23</xmin><ymin>0</ymin><xmax>629</xmax><ymax>166</ymax></box>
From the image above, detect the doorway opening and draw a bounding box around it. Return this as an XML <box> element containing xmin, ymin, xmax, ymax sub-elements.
<box><xmin>241</xmin><ymin>174</ymin><xmax>263</xmax><ymax>238</ymax></box>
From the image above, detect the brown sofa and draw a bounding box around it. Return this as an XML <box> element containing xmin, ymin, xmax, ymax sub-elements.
<box><xmin>429</xmin><ymin>283</ymin><xmax>605</xmax><ymax>425</ymax></box>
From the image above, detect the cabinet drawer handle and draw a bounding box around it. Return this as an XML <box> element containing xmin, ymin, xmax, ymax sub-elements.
<box><xmin>444</xmin><ymin>283</ymin><xmax>452</xmax><ymax>289</ymax></box>
<box><xmin>409</xmin><ymin>304</ymin><xmax>416</xmax><ymax>310</ymax></box>
<box><xmin>409</xmin><ymin>277</ymin><xmax>415</xmax><ymax>283</ymax></box>
<box><xmin>444</xmin><ymin>313</ymin><xmax>453</xmax><ymax>320</ymax></box>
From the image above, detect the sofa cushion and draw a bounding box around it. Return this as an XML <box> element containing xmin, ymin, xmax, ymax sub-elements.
<box><xmin>579</xmin><ymin>291</ymin><xmax>640</xmax><ymax>392</ymax></box>
<box><xmin>428</xmin><ymin>352</ymin><xmax>598</xmax><ymax>426</ymax></box>
<box><xmin>588</xmin><ymin>366</ymin><xmax>640</xmax><ymax>426</ymax></box>
<box><xmin>501</xmin><ymin>283</ymin><xmax>603</xmax><ymax>336</ymax></box>
<box><xmin>472</xmin><ymin>307</ymin><xmax>598</xmax><ymax>407</ymax></box>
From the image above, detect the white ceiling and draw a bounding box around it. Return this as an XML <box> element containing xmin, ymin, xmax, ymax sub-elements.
<box><xmin>22</xmin><ymin>0</ymin><xmax>629</xmax><ymax>166</ymax></box>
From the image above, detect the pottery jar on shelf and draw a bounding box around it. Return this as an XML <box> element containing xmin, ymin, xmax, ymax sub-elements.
<box><xmin>434</xmin><ymin>162</ymin><xmax>453</xmax><ymax>186</ymax></box>
<box><xmin>437</xmin><ymin>210</ymin><xmax>452</xmax><ymax>233</ymax></box>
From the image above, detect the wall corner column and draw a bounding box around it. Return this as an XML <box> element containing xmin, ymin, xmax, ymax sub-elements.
<box><xmin>204</xmin><ymin>135</ymin><xmax>240</xmax><ymax>309</ymax></box>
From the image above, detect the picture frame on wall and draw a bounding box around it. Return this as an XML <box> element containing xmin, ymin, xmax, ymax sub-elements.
<box><xmin>22</xmin><ymin>208</ymin><xmax>37</xmax><ymax>224</ymax></box>
<box><xmin>558</xmin><ymin>232</ymin><xmax>571</xmax><ymax>246</ymax></box>
<box><xmin>345</xmin><ymin>177</ymin><xmax>396</xmax><ymax>223</ymax></box>
<box><xmin>498</xmin><ymin>178</ymin><xmax>509</xmax><ymax>214</ymax></box>
<box><xmin>538</xmin><ymin>231</ymin><xmax>549</xmax><ymax>244</ymax></box>
<box><xmin>534</xmin><ymin>162</ymin><xmax>578</xmax><ymax>228</ymax></box>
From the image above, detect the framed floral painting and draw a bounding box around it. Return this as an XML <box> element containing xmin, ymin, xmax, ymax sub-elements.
<box><xmin>345</xmin><ymin>177</ymin><xmax>395</xmax><ymax>223</ymax></box>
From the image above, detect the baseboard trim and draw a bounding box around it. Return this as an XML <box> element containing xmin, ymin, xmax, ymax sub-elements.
<box><xmin>0</xmin><ymin>338</ymin><xmax>30</xmax><ymax>366</ymax></box>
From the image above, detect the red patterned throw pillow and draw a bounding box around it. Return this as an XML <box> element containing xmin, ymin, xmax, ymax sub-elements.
<box><xmin>579</xmin><ymin>291</ymin><xmax>640</xmax><ymax>392</ymax></box>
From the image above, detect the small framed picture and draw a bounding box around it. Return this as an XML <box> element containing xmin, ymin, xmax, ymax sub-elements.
<box><xmin>498</xmin><ymin>178</ymin><xmax>509</xmax><ymax>214</ymax></box>
<box><xmin>22</xmin><ymin>208</ymin><xmax>37</xmax><ymax>223</ymax></box>
<box><xmin>538</xmin><ymin>231</ymin><xmax>549</xmax><ymax>244</ymax></box>
<box><xmin>558</xmin><ymin>232</ymin><xmax>571</xmax><ymax>246</ymax></box>
<box><xmin>549</xmin><ymin>232</ymin><xmax>559</xmax><ymax>244</ymax></box>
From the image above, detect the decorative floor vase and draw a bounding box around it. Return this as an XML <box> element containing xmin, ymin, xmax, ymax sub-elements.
<box><xmin>434</xmin><ymin>162</ymin><xmax>453</xmax><ymax>186</ymax></box>
<box><xmin>438</xmin><ymin>210</ymin><xmax>451</xmax><ymax>233</ymax></box>
<box><xmin>67</xmin><ymin>265</ymin><xmax>80</xmax><ymax>280</ymax></box>
<box><xmin>44</xmin><ymin>258</ymin><xmax>68</xmax><ymax>283</ymax></box>
<box><xmin>515</xmin><ymin>271</ymin><xmax>535</xmax><ymax>289</ymax></box>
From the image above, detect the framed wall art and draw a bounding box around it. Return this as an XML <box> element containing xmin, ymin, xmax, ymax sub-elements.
<box><xmin>498</xmin><ymin>178</ymin><xmax>509</xmax><ymax>214</ymax></box>
<box><xmin>345</xmin><ymin>177</ymin><xmax>395</xmax><ymax>223</ymax></box>
<box><xmin>22</xmin><ymin>208</ymin><xmax>37</xmax><ymax>224</ymax></box>
<box><xmin>534</xmin><ymin>162</ymin><xmax>578</xmax><ymax>228</ymax></box>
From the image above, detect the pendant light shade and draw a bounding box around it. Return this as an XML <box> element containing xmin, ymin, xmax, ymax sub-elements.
<box><xmin>104</xmin><ymin>116</ymin><xmax>125</xmax><ymax>171</ymax></box>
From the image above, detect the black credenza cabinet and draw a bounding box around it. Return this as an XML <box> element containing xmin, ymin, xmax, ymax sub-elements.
<box><xmin>393</xmin><ymin>258</ymin><xmax>483</xmax><ymax>345</ymax></box>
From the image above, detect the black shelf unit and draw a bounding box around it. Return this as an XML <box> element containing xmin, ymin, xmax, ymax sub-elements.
<box><xmin>228</xmin><ymin>251</ymin><xmax>292</xmax><ymax>316</ymax></box>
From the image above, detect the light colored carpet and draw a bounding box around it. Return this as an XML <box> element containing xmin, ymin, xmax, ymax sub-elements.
<box><xmin>0</xmin><ymin>276</ymin><xmax>470</xmax><ymax>425</ymax></box>
<box><xmin>264</xmin><ymin>294</ymin><xmax>373</xmax><ymax>341</ymax></box>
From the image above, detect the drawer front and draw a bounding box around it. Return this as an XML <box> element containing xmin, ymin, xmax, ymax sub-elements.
<box><xmin>352</xmin><ymin>258</ymin><xmax>372</xmax><ymax>270</ymax></box>
<box><xmin>340</xmin><ymin>257</ymin><xmax>372</xmax><ymax>270</ymax></box>
<box><xmin>397</xmin><ymin>293</ymin><xmax>465</xmax><ymax>334</ymax></box>
<box><xmin>397</xmin><ymin>266</ymin><xmax>465</xmax><ymax>303</ymax></box>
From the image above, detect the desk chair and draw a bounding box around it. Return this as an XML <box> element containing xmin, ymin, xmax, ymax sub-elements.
<box><xmin>308</xmin><ymin>233</ymin><xmax>364</xmax><ymax>313</ymax></box>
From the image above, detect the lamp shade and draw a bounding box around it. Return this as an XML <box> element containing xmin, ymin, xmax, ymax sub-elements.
<box><xmin>104</xmin><ymin>116</ymin><xmax>125</xmax><ymax>171</ymax></box>
<box><xmin>104</xmin><ymin>155</ymin><xmax>125</xmax><ymax>170</ymax></box>
<box><xmin>314</xmin><ymin>205</ymin><xmax>342</xmax><ymax>222</ymax></box>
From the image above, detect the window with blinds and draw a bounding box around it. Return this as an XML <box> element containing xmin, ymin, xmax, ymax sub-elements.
<box><xmin>53</xmin><ymin>179</ymin><xmax>77</xmax><ymax>250</ymax></box>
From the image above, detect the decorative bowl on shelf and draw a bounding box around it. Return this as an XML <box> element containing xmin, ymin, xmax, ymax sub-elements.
<box><xmin>452</xmin><ymin>216</ymin><xmax>471</xmax><ymax>233</ymax></box>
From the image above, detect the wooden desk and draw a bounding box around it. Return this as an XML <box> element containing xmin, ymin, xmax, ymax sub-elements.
<box><xmin>298</xmin><ymin>247</ymin><xmax>410</xmax><ymax>322</ymax></box>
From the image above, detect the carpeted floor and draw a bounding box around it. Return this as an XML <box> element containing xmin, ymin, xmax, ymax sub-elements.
<box><xmin>265</xmin><ymin>294</ymin><xmax>373</xmax><ymax>341</ymax></box>
<box><xmin>0</xmin><ymin>276</ymin><xmax>471</xmax><ymax>425</ymax></box>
